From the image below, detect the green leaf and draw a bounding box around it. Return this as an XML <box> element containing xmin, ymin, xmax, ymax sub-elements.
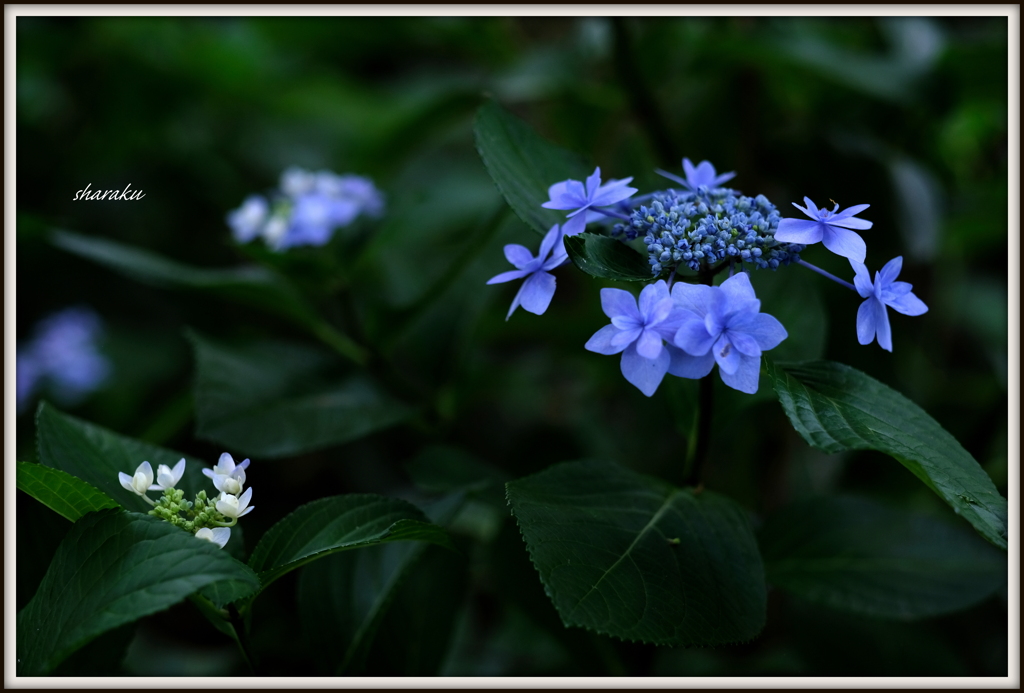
<box><xmin>248</xmin><ymin>494</ymin><xmax>455</xmax><ymax>588</ymax></box>
<box><xmin>35</xmin><ymin>403</ymin><xmax>211</xmax><ymax>513</ymax></box>
<box><xmin>766</xmin><ymin>360</ymin><xmax>1008</xmax><ymax>549</ymax></box>
<box><xmin>16</xmin><ymin>510</ymin><xmax>260</xmax><ymax>676</ymax></box>
<box><xmin>190</xmin><ymin>332</ymin><xmax>412</xmax><ymax>458</ymax></box>
<box><xmin>506</xmin><ymin>460</ymin><xmax>766</xmax><ymax>646</ymax></box>
<box><xmin>297</xmin><ymin>493</ymin><xmax>467</xmax><ymax>675</ymax></box>
<box><xmin>563</xmin><ymin>233</ymin><xmax>653</xmax><ymax>282</ymax></box>
<box><xmin>760</xmin><ymin>496</ymin><xmax>1006</xmax><ymax>619</ymax></box>
<box><xmin>51</xmin><ymin>229</ymin><xmax>321</xmax><ymax>327</ymax></box>
<box><xmin>474</xmin><ymin>100</ymin><xmax>591</xmax><ymax>235</ymax></box>
<box><xmin>405</xmin><ymin>444</ymin><xmax>506</xmax><ymax>494</ymax></box>
<box><xmin>16</xmin><ymin>460</ymin><xmax>119</xmax><ymax>521</ymax></box>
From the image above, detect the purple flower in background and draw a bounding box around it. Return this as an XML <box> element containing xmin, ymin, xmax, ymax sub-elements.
<box><xmin>487</xmin><ymin>224</ymin><xmax>568</xmax><ymax>320</ymax></box>
<box><xmin>670</xmin><ymin>273</ymin><xmax>787</xmax><ymax>394</ymax></box>
<box><xmin>17</xmin><ymin>307</ymin><xmax>111</xmax><ymax>413</ymax></box>
<box><xmin>542</xmin><ymin>167</ymin><xmax>637</xmax><ymax>237</ymax></box>
<box><xmin>656</xmin><ymin>157</ymin><xmax>736</xmax><ymax>191</ymax></box>
<box><xmin>584</xmin><ymin>280</ymin><xmax>689</xmax><ymax>397</ymax></box>
<box><xmin>775</xmin><ymin>197</ymin><xmax>872</xmax><ymax>263</ymax></box>
<box><xmin>851</xmin><ymin>256</ymin><xmax>928</xmax><ymax>352</ymax></box>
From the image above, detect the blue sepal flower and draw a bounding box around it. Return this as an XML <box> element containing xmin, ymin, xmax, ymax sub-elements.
<box><xmin>542</xmin><ymin>167</ymin><xmax>637</xmax><ymax>237</ymax></box>
<box><xmin>670</xmin><ymin>273</ymin><xmax>787</xmax><ymax>394</ymax></box>
<box><xmin>584</xmin><ymin>280</ymin><xmax>688</xmax><ymax>397</ymax></box>
<box><xmin>851</xmin><ymin>256</ymin><xmax>928</xmax><ymax>352</ymax></box>
<box><xmin>487</xmin><ymin>224</ymin><xmax>568</xmax><ymax>320</ymax></box>
<box><xmin>775</xmin><ymin>197</ymin><xmax>871</xmax><ymax>263</ymax></box>
<box><xmin>656</xmin><ymin>157</ymin><xmax>736</xmax><ymax>191</ymax></box>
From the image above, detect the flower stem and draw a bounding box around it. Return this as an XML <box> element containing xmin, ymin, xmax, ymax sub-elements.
<box><xmin>796</xmin><ymin>258</ymin><xmax>856</xmax><ymax>291</ymax></box>
<box><xmin>227</xmin><ymin>603</ymin><xmax>259</xmax><ymax>675</ymax></box>
<box><xmin>593</xmin><ymin>207</ymin><xmax>631</xmax><ymax>221</ymax></box>
<box><xmin>683</xmin><ymin>269</ymin><xmax>716</xmax><ymax>488</ymax></box>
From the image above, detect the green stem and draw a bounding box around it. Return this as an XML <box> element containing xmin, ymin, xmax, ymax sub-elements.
<box><xmin>309</xmin><ymin>320</ymin><xmax>368</xmax><ymax>367</ymax></box>
<box><xmin>684</xmin><ymin>269</ymin><xmax>717</xmax><ymax>487</ymax></box>
<box><xmin>227</xmin><ymin>603</ymin><xmax>258</xmax><ymax>674</ymax></box>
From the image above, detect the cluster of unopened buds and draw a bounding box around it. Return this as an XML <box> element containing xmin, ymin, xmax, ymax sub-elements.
<box><xmin>488</xmin><ymin>158</ymin><xmax>928</xmax><ymax>397</ymax></box>
<box><xmin>118</xmin><ymin>453</ymin><xmax>254</xmax><ymax>549</ymax></box>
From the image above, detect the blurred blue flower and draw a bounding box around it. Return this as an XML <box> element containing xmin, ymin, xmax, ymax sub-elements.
<box><xmin>229</xmin><ymin>167</ymin><xmax>385</xmax><ymax>251</ymax></box>
<box><xmin>487</xmin><ymin>224</ymin><xmax>568</xmax><ymax>320</ymax></box>
<box><xmin>655</xmin><ymin>157</ymin><xmax>736</xmax><ymax>192</ymax></box>
<box><xmin>17</xmin><ymin>307</ymin><xmax>111</xmax><ymax>413</ymax></box>
<box><xmin>670</xmin><ymin>273</ymin><xmax>787</xmax><ymax>394</ymax></box>
<box><xmin>226</xmin><ymin>195</ymin><xmax>269</xmax><ymax>244</ymax></box>
<box><xmin>542</xmin><ymin>167</ymin><xmax>637</xmax><ymax>237</ymax></box>
<box><xmin>775</xmin><ymin>197</ymin><xmax>871</xmax><ymax>263</ymax></box>
<box><xmin>851</xmin><ymin>256</ymin><xmax>928</xmax><ymax>352</ymax></box>
<box><xmin>584</xmin><ymin>280</ymin><xmax>690</xmax><ymax>397</ymax></box>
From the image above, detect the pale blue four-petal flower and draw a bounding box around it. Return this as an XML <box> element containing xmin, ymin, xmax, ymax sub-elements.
<box><xmin>542</xmin><ymin>167</ymin><xmax>637</xmax><ymax>237</ymax></box>
<box><xmin>487</xmin><ymin>224</ymin><xmax>569</xmax><ymax>320</ymax></box>
<box><xmin>655</xmin><ymin>157</ymin><xmax>736</xmax><ymax>191</ymax></box>
<box><xmin>851</xmin><ymin>256</ymin><xmax>928</xmax><ymax>352</ymax></box>
<box><xmin>670</xmin><ymin>273</ymin><xmax>787</xmax><ymax>394</ymax></box>
<box><xmin>775</xmin><ymin>197</ymin><xmax>872</xmax><ymax>263</ymax></box>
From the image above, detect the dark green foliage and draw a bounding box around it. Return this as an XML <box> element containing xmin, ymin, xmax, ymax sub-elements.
<box><xmin>506</xmin><ymin>460</ymin><xmax>766</xmax><ymax>646</ymax></box>
<box><xmin>767</xmin><ymin>360</ymin><xmax>1007</xmax><ymax>549</ymax></box>
<box><xmin>564</xmin><ymin>233</ymin><xmax>652</xmax><ymax>282</ymax></box>
<box><xmin>760</xmin><ymin>495</ymin><xmax>1006</xmax><ymax>619</ymax></box>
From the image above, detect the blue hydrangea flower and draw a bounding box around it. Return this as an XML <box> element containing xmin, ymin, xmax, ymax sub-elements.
<box><xmin>670</xmin><ymin>273</ymin><xmax>787</xmax><ymax>394</ymax></box>
<box><xmin>775</xmin><ymin>197</ymin><xmax>871</xmax><ymax>263</ymax></box>
<box><xmin>655</xmin><ymin>157</ymin><xmax>736</xmax><ymax>192</ymax></box>
<box><xmin>584</xmin><ymin>280</ymin><xmax>691</xmax><ymax>397</ymax></box>
<box><xmin>226</xmin><ymin>195</ymin><xmax>269</xmax><ymax>243</ymax></box>
<box><xmin>851</xmin><ymin>256</ymin><xmax>928</xmax><ymax>351</ymax></box>
<box><xmin>229</xmin><ymin>167</ymin><xmax>385</xmax><ymax>251</ymax></box>
<box><xmin>542</xmin><ymin>167</ymin><xmax>637</xmax><ymax>237</ymax></box>
<box><xmin>487</xmin><ymin>224</ymin><xmax>568</xmax><ymax>320</ymax></box>
<box><xmin>17</xmin><ymin>307</ymin><xmax>111</xmax><ymax>412</ymax></box>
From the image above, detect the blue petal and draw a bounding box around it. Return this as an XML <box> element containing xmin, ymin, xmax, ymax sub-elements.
<box><xmin>775</xmin><ymin>218</ymin><xmax>824</xmax><ymax>244</ymax></box>
<box><xmin>821</xmin><ymin>225</ymin><xmax>866</xmax><ymax>263</ymax></box>
<box><xmin>887</xmin><ymin>290</ymin><xmax>928</xmax><ymax>317</ymax></box>
<box><xmin>585</xmin><ymin>167</ymin><xmax>602</xmax><ymax>199</ymax></box>
<box><xmin>504</xmin><ymin>244</ymin><xmax>534</xmax><ymax>269</ymax></box>
<box><xmin>561</xmin><ymin>211</ymin><xmax>588</xmax><ymax>237</ymax></box>
<box><xmin>729</xmin><ymin>312</ymin><xmax>788</xmax><ymax>352</ymax></box>
<box><xmin>487</xmin><ymin>269</ymin><xmax>528</xmax><ymax>285</ymax></box>
<box><xmin>537</xmin><ymin>224</ymin><xmax>562</xmax><ymax>261</ymax></box>
<box><xmin>611</xmin><ymin>326</ymin><xmax>643</xmax><ymax>350</ymax></box>
<box><xmin>665</xmin><ymin>344</ymin><xmax>715</xmax><ymax>379</ymax></box>
<box><xmin>713</xmin><ymin>334</ymin><xmax>742</xmax><ymax>375</ymax></box>
<box><xmin>726</xmin><ymin>329</ymin><xmax>762</xmax><ymax>358</ymax></box>
<box><xmin>585</xmin><ymin>324</ymin><xmax>628</xmax><ymax>355</ymax></box>
<box><xmin>675</xmin><ymin>318</ymin><xmax>716</xmax><ymax>355</ymax></box>
<box><xmin>720</xmin><ymin>272</ymin><xmax>757</xmax><ymax>305</ymax></box>
<box><xmin>542</xmin><ymin>181</ymin><xmax>578</xmax><ymax>210</ymax></box>
<box><xmin>850</xmin><ymin>260</ymin><xmax>874</xmax><ymax>298</ymax></box>
<box><xmin>638</xmin><ymin>280</ymin><xmax>670</xmax><ymax>319</ymax></box>
<box><xmin>671</xmin><ymin>282</ymin><xmax>716</xmax><ymax>318</ymax></box>
<box><xmin>600</xmin><ymin>288</ymin><xmax>640</xmax><ymax>320</ymax></box>
<box><xmin>719</xmin><ymin>354</ymin><xmax>762</xmax><ymax>394</ymax></box>
<box><xmin>878</xmin><ymin>256</ymin><xmax>904</xmax><ymax>286</ymax></box>
<box><xmin>635</xmin><ymin>328</ymin><xmax>665</xmax><ymax>360</ymax></box>
<box><xmin>831</xmin><ymin>203</ymin><xmax>870</xmax><ymax>220</ymax></box>
<box><xmin>518</xmin><ymin>271</ymin><xmax>557</xmax><ymax>315</ymax></box>
<box><xmin>620</xmin><ymin>342</ymin><xmax>670</xmax><ymax>397</ymax></box>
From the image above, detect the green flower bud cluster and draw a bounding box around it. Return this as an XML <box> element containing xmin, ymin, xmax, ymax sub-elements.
<box><xmin>148</xmin><ymin>487</ymin><xmax>230</xmax><ymax>533</ymax></box>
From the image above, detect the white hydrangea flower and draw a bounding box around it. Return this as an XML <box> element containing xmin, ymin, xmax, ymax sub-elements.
<box><xmin>195</xmin><ymin>527</ymin><xmax>231</xmax><ymax>549</ymax></box>
<box><xmin>203</xmin><ymin>453</ymin><xmax>249</xmax><ymax>496</ymax></box>
<box><xmin>148</xmin><ymin>458</ymin><xmax>186</xmax><ymax>492</ymax></box>
<box><xmin>216</xmin><ymin>488</ymin><xmax>254</xmax><ymax>520</ymax></box>
<box><xmin>118</xmin><ymin>461</ymin><xmax>154</xmax><ymax>497</ymax></box>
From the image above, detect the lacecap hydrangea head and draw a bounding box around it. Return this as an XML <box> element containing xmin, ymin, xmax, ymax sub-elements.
<box><xmin>615</xmin><ymin>189</ymin><xmax>805</xmax><ymax>277</ymax></box>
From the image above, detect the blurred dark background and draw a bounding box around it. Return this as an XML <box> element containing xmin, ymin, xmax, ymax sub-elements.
<box><xmin>15</xmin><ymin>16</ymin><xmax>1009</xmax><ymax>677</ymax></box>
